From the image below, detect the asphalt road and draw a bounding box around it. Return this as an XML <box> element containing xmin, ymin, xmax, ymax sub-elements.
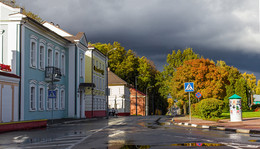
<box><xmin>1</xmin><ymin>116</ymin><xmax>260</xmax><ymax>149</ymax></box>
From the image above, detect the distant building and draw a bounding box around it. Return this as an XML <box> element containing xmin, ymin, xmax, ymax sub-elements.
<box><xmin>253</xmin><ymin>95</ymin><xmax>260</xmax><ymax>105</ymax></box>
<box><xmin>130</xmin><ymin>88</ymin><xmax>146</xmax><ymax>116</ymax></box>
<box><xmin>108</xmin><ymin>69</ymin><xmax>130</xmax><ymax>116</ymax></box>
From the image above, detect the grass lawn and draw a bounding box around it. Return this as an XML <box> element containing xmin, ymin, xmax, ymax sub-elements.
<box><xmin>221</xmin><ymin>111</ymin><xmax>260</xmax><ymax>119</ymax></box>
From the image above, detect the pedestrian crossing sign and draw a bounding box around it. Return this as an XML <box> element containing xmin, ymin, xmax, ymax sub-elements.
<box><xmin>184</xmin><ymin>82</ymin><xmax>194</xmax><ymax>92</ymax></box>
<box><xmin>48</xmin><ymin>90</ymin><xmax>56</xmax><ymax>98</ymax></box>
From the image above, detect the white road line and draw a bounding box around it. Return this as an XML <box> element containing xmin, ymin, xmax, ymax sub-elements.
<box><xmin>66</xmin><ymin>122</ymin><xmax>124</xmax><ymax>149</ymax></box>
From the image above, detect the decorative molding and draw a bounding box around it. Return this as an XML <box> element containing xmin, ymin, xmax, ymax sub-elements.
<box><xmin>39</xmin><ymin>39</ymin><xmax>46</xmax><ymax>45</ymax></box>
<box><xmin>29</xmin><ymin>80</ymin><xmax>37</xmax><ymax>84</ymax></box>
<box><xmin>30</xmin><ymin>34</ymin><xmax>38</xmax><ymax>41</ymax></box>
<box><xmin>61</xmin><ymin>50</ymin><xmax>65</xmax><ymax>54</ymax></box>
<box><xmin>55</xmin><ymin>46</ymin><xmax>60</xmax><ymax>51</ymax></box>
<box><xmin>60</xmin><ymin>85</ymin><xmax>65</xmax><ymax>89</ymax></box>
<box><xmin>47</xmin><ymin>43</ymin><xmax>54</xmax><ymax>48</ymax></box>
<box><xmin>38</xmin><ymin>81</ymin><xmax>46</xmax><ymax>86</ymax></box>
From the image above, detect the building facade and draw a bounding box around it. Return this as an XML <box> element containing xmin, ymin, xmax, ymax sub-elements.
<box><xmin>84</xmin><ymin>46</ymin><xmax>106</xmax><ymax>118</ymax></box>
<box><xmin>130</xmin><ymin>88</ymin><xmax>146</xmax><ymax>116</ymax></box>
<box><xmin>108</xmin><ymin>69</ymin><xmax>130</xmax><ymax>116</ymax></box>
<box><xmin>0</xmin><ymin>71</ymin><xmax>20</xmax><ymax>122</ymax></box>
<box><xmin>0</xmin><ymin>2</ymin><xmax>87</xmax><ymax>121</ymax></box>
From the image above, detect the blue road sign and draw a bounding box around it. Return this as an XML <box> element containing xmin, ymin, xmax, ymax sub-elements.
<box><xmin>48</xmin><ymin>90</ymin><xmax>56</xmax><ymax>98</ymax></box>
<box><xmin>184</xmin><ymin>82</ymin><xmax>194</xmax><ymax>92</ymax></box>
<box><xmin>195</xmin><ymin>92</ymin><xmax>202</xmax><ymax>99</ymax></box>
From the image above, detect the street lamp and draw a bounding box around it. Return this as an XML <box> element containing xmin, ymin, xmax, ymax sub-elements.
<box><xmin>135</xmin><ymin>75</ymin><xmax>141</xmax><ymax>116</ymax></box>
<box><xmin>146</xmin><ymin>86</ymin><xmax>152</xmax><ymax>116</ymax></box>
<box><xmin>105</xmin><ymin>48</ymin><xmax>117</xmax><ymax>119</ymax></box>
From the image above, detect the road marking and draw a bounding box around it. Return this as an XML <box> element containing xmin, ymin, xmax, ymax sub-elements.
<box><xmin>66</xmin><ymin>122</ymin><xmax>124</xmax><ymax>149</ymax></box>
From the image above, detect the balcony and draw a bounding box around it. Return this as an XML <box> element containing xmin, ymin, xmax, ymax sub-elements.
<box><xmin>45</xmin><ymin>66</ymin><xmax>62</xmax><ymax>82</ymax></box>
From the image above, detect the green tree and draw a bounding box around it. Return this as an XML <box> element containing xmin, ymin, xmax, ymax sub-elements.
<box><xmin>157</xmin><ymin>48</ymin><xmax>200</xmax><ymax>100</ymax></box>
<box><xmin>242</xmin><ymin>72</ymin><xmax>256</xmax><ymax>107</ymax></box>
<box><xmin>235</xmin><ymin>78</ymin><xmax>249</xmax><ymax>111</ymax></box>
<box><xmin>217</xmin><ymin>61</ymin><xmax>242</xmax><ymax>112</ymax></box>
<box><xmin>256</xmin><ymin>80</ymin><xmax>260</xmax><ymax>95</ymax></box>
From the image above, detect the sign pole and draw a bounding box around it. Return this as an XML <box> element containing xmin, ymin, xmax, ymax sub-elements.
<box><xmin>189</xmin><ymin>92</ymin><xmax>191</xmax><ymax>123</ymax></box>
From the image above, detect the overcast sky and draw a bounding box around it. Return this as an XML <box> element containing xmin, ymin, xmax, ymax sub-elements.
<box><xmin>16</xmin><ymin>0</ymin><xmax>260</xmax><ymax>79</ymax></box>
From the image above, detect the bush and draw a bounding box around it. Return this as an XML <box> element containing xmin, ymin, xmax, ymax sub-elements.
<box><xmin>191</xmin><ymin>103</ymin><xmax>200</xmax><ymax>116</ymax></box>
<box><xmin>251</xmin><ymin>104</ymin><xmax>260</xmax><ymax>111</ymax></box>
<box><xmin>198</xmin><ymin>98</ymin><xmax>224</xmax><ymax>119</ymax></box>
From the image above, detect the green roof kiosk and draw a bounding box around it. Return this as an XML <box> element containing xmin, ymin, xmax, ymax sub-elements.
<box><xmin>229</xmin><ymin>94</ymin><xmax>242</xmax><ymax>122</ymax></box>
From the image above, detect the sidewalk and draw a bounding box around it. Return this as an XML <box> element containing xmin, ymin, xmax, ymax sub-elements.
<box><xmin>172</xmin><ymin>116</ymin><xmax>260</xmax><ymax>134</ymax></box>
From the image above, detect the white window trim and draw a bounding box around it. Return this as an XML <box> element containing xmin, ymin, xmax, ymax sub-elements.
<box><xmin>60</xmin><ymin>89</ymin><xmax>65</xmax><ymax>110</ymax></box>
<box><xmin>29</xmin><ymin>84</ymin><xmax>37</xmax><ymax>111</ymax></box>
<box><xmin>38</xmin><ymin>86</ymin><xmax>45</xmax><ymax>111</ymax></box>
<box><xmin>61</xmin><ymin>53</ymin><xmax>65</xmax><ymax>76</ymax></box>
<box><xmin>80</xmin><ymin>55</ymin><xmax>84</xmax><ymax>77</ymax></box>
<box><xmin>39</xmin><ymin>43</ymin><xmax>45</xmax><ymax>70</ymax></box>
<box><xmin>47</xmin><ymin>48</ymin><xmax>53</xmax><ymax>66</ymax></box>
<box><xmin>54</xmin><ymin>88</ymin><xmax>59</xmax><ymax>110</ymax></box>
<box><xmin>30</xmin><ymin>38</ymin><xmax>37</xmax><ymax>68</ymax></box>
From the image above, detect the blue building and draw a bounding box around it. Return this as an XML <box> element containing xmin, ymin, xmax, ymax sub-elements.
<box><xmin>0</xmin><ymin>2</ymin><xmax>88</xmax><ymax>121</ymax></box>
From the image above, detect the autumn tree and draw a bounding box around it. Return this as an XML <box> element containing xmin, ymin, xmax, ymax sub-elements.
<box><xmin>171</xmin><ymin>58</ymin><xmax>228</xmax><ymax>114</ymax></box>
<box><xmin>156</xmin><ymin>48</ymin><xmax>200</xmax><ymax>102</ymax></box>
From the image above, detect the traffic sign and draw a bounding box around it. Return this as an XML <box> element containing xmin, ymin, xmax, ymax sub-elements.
<box><xmin>195</xmin><ymin>92</ymin><xmax>202</xmax><ymax>99</ymax></box>
<box><xmin>48</xmin><ymin>90</ymin><xmax>56</xmax><ymax>98</ymax></box>
<box><xmin>184</xmin><ymin>82</ymin><xmax>194</xmax><ymax>92</ymax></box>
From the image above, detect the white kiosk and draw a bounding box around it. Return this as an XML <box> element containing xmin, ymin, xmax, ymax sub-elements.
<box><xmin>229</xmin><ymin>94</ymin><xmax>242</xmax><ymax>122</ymax></box>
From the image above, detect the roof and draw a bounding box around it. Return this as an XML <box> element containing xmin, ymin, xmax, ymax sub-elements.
<box><xmin>229</xmin><ymin>94</ymin><xmax>242</xmax><ymax>99</ymax></box>
<box><xmin>130</xmin><ymin>88</ymin><xmax>146</xmax><ymax>96</ymax></box>
<box><xmin>108</xmin><ymin>69</ymin><xmax>127</xmax><ymax>85</ymax></box>
<box><xmin>65</xmin><ymin>32</ymin><xmax>84</xmax><ymax>43</ymax></box>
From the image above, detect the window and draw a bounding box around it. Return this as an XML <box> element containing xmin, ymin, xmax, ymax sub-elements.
<box><xmin>54</xmin><ymin>89</ymin><xmax>59</xmax><ymax>110</ymax></box>
<box><xmin>61</xmin><ymin>54</ymin><xmax>65</xmax><ymax>75</ymax></box>
<box><xmin>39</xmin><ymin>45</ymin><xmax>45</xmax><ymax>70</ymax></box>
<box><xmin>60</xmin><ymin>89</ymin><xmax>65</xmax><ymax>109</ymax></box>
<box><xmin>30</xmin><ymin>86</ymin><xmax>36</xmax><ymax>111</ymax></box>
<box><xmin>80</xmin><ymin>56</ymin><xmax>83</xmax><ymax>77</ymax></box>
<box><xmin>47</xmin><ymin>49</ymin><xmax>53</xmax><ymax>66</ymax></box>
<box><xmin>39</xmin><ymin>87</ymin><xmax>45</xmax><ymax>111</ymax></box>
<box><xmin>54</xmin><ymin>51</ymin><xmax>59</xmax><ymax>68</ymax></box>
<box><xmin>30</xmin><ymin>41</ymin><xmax>37</xmax><ymax>68</ymax></box>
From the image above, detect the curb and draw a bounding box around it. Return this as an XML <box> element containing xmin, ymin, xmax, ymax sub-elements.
<box><xmin>171</xmin><ymin>120</ymin><xmax>260</xmax><ymax>134</ymax></box>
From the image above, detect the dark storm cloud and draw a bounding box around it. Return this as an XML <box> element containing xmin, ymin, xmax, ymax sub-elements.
<box><xmin>16</xmin><ymin>0</ymin><xmax>260</xmax><ymax>78</ymax></box>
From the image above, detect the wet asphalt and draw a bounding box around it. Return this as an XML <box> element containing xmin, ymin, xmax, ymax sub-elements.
<box><xmin>0</xmin><ymin>116</ymin><xmax>260</xmax><ymax>148</ymax></box>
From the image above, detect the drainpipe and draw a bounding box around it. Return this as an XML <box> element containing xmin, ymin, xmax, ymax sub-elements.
<box><xmin>75</xmin><ymin>45</ymin><xmax>78</xmax><ymax>117</ymax></box>
<box><xmin>91</xmin><ymin>49</ymin><xmax>94</xmax><ymax>118</ymax></box>
<box><xmin>18</xmin><ymin>23</ymin><xmax>22</xmax><ymax>121</ymax></box>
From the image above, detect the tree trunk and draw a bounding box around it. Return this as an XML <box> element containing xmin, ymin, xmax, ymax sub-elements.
<box><xmin>183</xmin><ymin>102</ymin><xmax>187</xmax><ymax>115</ymax></box>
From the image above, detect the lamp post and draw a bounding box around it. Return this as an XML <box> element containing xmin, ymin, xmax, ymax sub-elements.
<box><xmin>135</xmin><ymin>75</ymin><xmax>140</xmax><ymax>116</ymax></box>
<box><xmin>146</xmin><ymin>86</ymin><xmax>152</xmax><ymax>116</ymax></box>
<box><xmin>105</xmin><ymin>48</ymin><xmax>117</xmax><ymax>119</ymax></box>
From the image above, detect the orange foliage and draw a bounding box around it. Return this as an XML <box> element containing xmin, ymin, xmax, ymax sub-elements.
<box><xmin>171</xmin><ymin>58</ymin><xmax>228</xmax><ymax>101</ymax></box>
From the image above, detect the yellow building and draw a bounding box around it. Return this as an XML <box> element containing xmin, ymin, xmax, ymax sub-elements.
<box><xmin>84</xmin><ymin>46</ymin><xmax>106</xmax><ymax>118</ymax></box>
